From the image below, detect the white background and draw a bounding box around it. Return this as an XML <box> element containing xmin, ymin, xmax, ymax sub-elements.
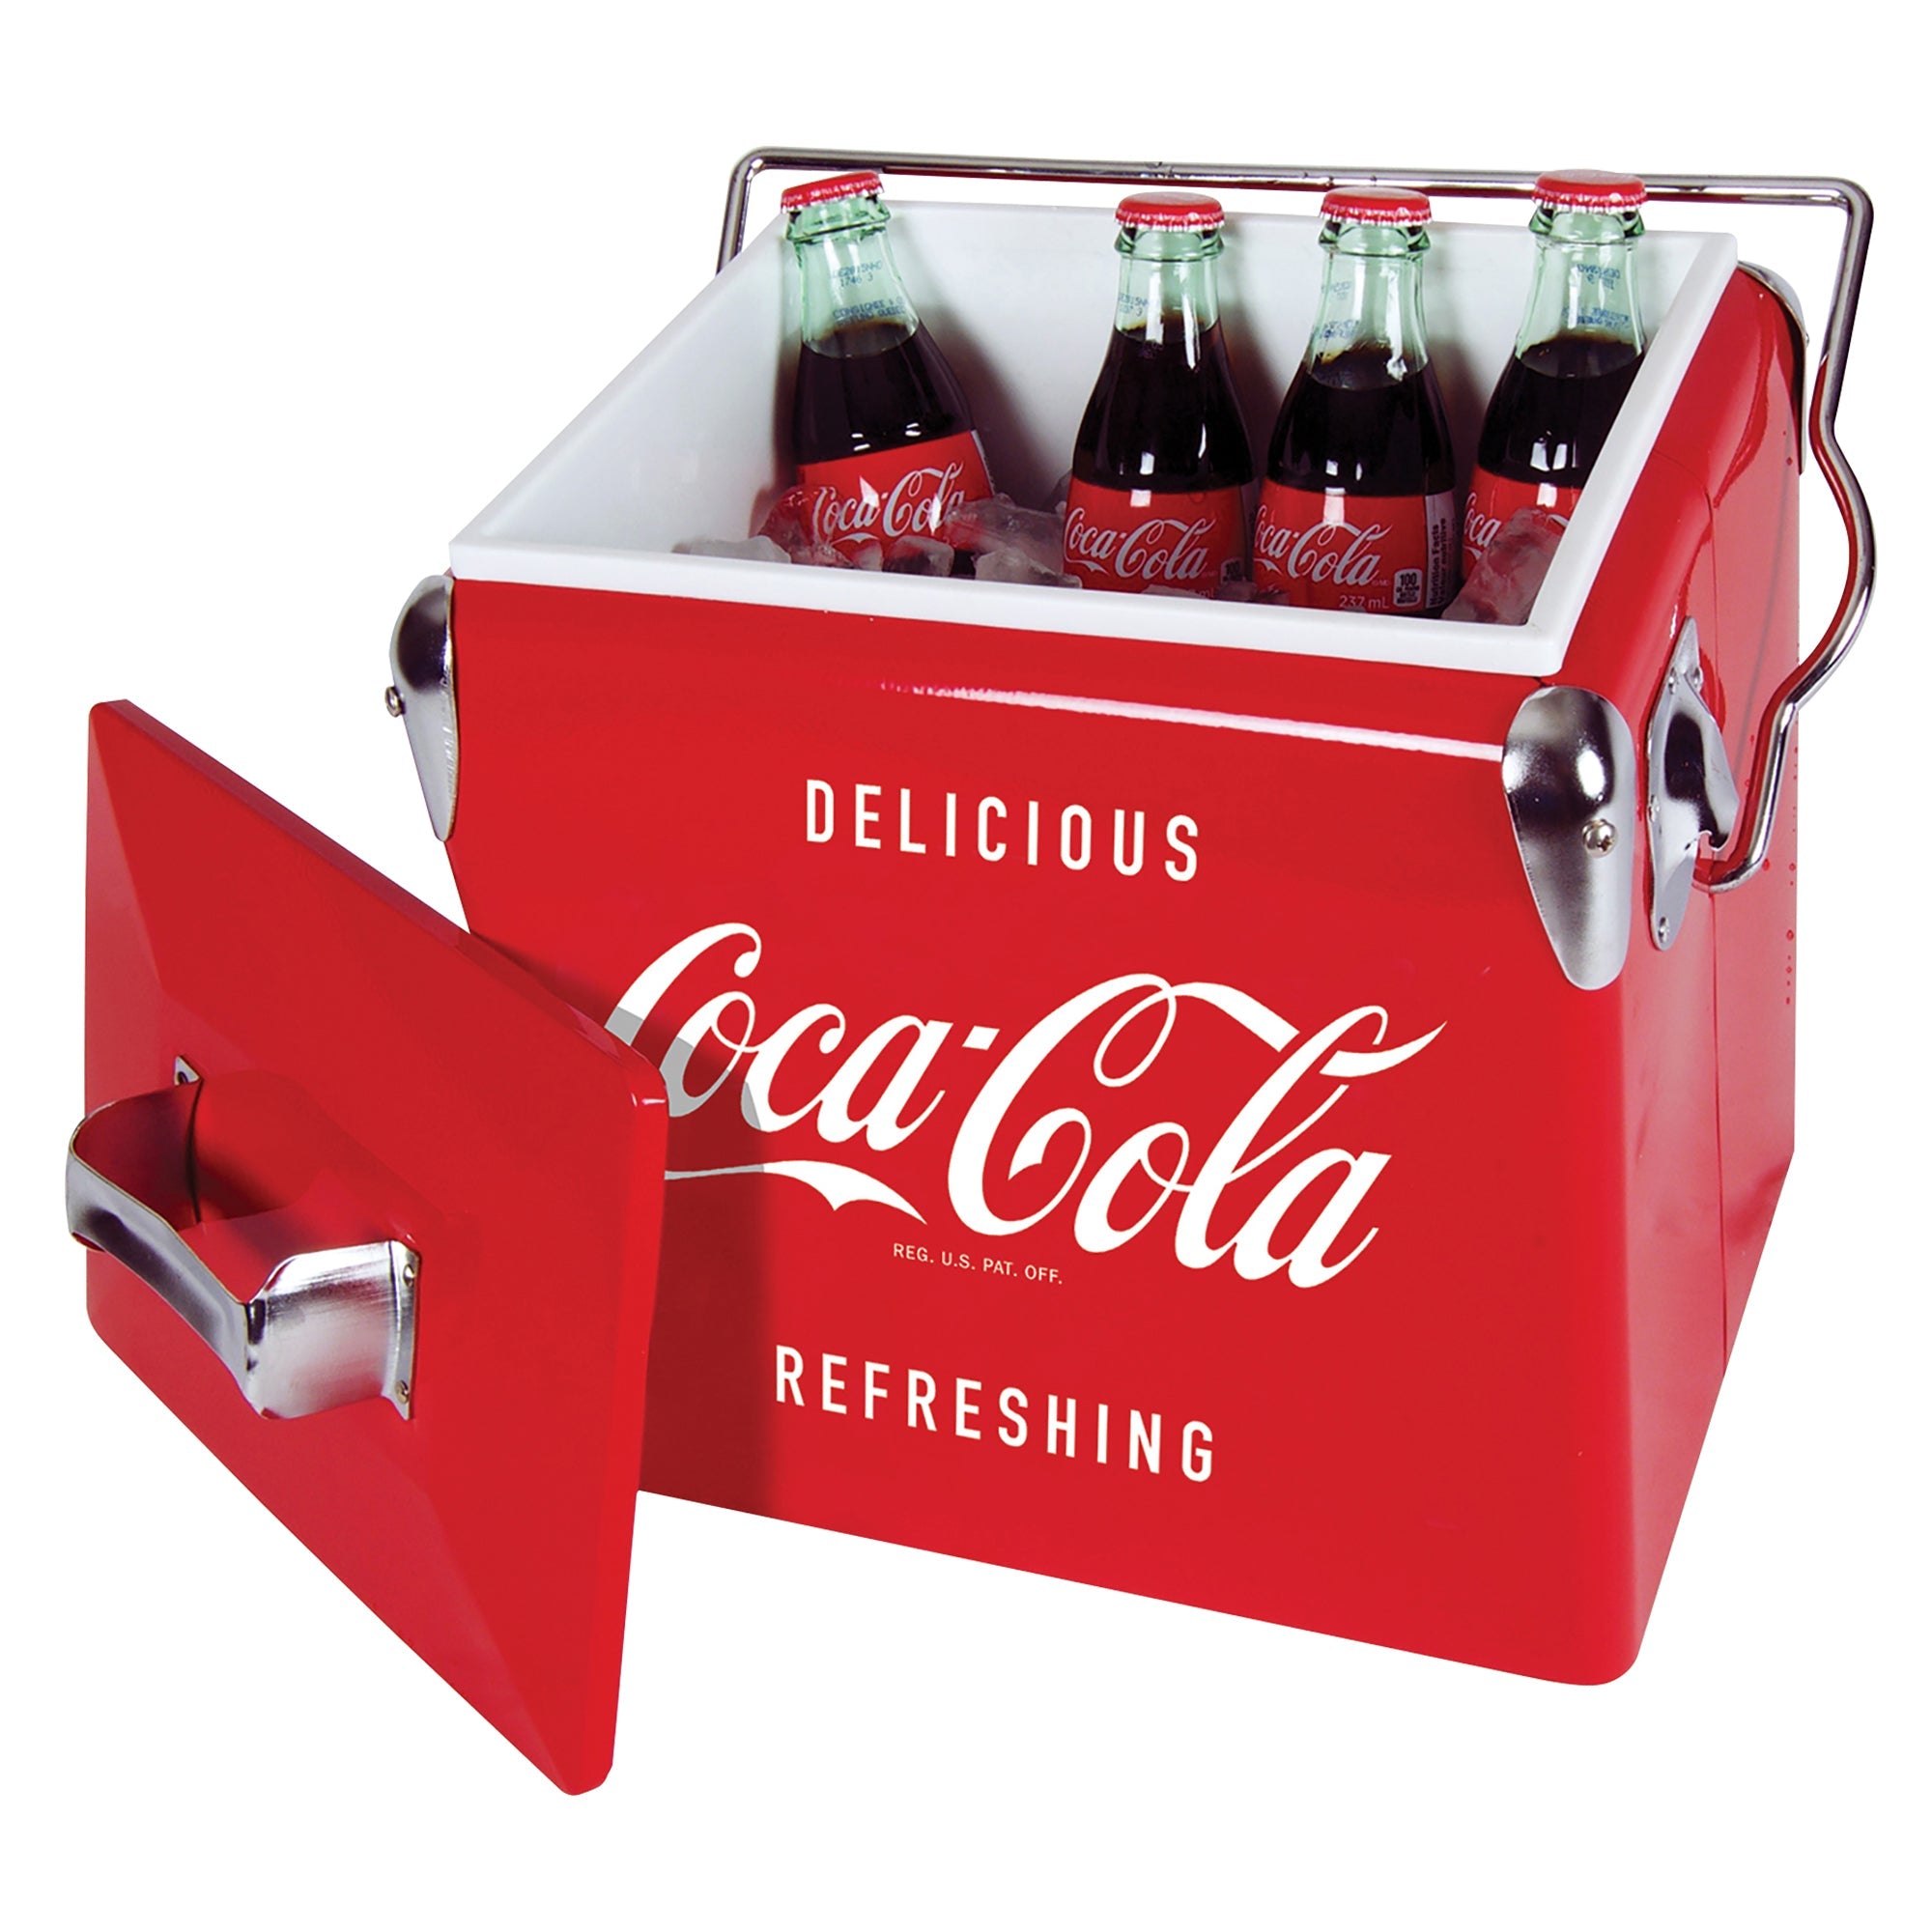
<box><xmin>3</xmin><ymin>5</ymin><xmax>1924</xmax><ymax>1925</ymax></box>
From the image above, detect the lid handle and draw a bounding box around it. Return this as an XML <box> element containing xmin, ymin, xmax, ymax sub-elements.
<box><xmin>67</xmin><ymin>1071</ymin><xmax>418</xmax><ymax>1420</ymax></box>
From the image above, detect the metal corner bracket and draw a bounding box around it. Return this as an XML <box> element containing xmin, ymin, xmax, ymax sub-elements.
<box><xmin>387</xmin><ymin>574</ymin><xmax>458</xmax><ymax>842</ymax></box>
<box><xmin>1503</xmin><ymin>685</ymin><xmax>1637</xmax><ymax>991</ymax></box>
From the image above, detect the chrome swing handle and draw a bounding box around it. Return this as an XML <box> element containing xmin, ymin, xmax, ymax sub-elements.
<box><xmin>718</xmin><ymin>152</ymin><xmax>1874</xmax><ymax>897</ymax></box>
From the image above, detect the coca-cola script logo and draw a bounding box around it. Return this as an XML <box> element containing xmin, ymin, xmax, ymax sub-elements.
<box><xmin>1254</xmin><ymin>501</ymin><xmax>1391</xmax><ymax>588</ymax></box>
<box><xmin>1064</xmin><ymin>505</ymin><xmax>1220</xmax><ymax>585</ymax></box>
<box><xmin>1463</xmin><ymin>492</ymin><xmax>1503</xmax><ymax>559</ymax></box>
<box><xmin>808</xmin><ymin>460</ymin><xmax>968</xmax><ymax>546</ymax></box>
<box><xmin>607</xmin><ymin>923</ymin><xmax>1444</xmax><ymax>1288</ymax></box>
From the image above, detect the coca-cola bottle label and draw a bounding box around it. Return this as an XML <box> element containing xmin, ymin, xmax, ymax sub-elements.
<box><xmin>1062</xmin><ymin>482</ymin><xmax>1248</xmax><ymax>595</ymax></box>
<box><xmin>1251</xmin><ymin>485</ymin><xmax>1456</xmax><ymax>613</ymax></box>
<box><xmin>1462</xmin><ymin>469</ymin><xmax>1577</xmax><ymax>577</ymax></box>
<box><xmin>797</xmin><ymin>431</ymin><xmax>993</xmax><ymax>559</ymax></box>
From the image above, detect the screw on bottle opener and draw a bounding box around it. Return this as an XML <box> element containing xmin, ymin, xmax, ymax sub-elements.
<box><xmin>1645</xmin><ymin>618</ymin><xmax>1739</xmax><ymax>952</ymax></box>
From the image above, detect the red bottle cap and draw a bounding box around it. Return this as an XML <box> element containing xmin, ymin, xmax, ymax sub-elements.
<box><xmin>1533</xmin><ymin>170</ymin><xmax>1648</xmax><ymax>213</ymax></box>
<box><xmin>1114</xmin><ymin>190</ymin><xmax>1226</xmax><ymax>232</ymax></box>
<box><xmin>1320</xmin><ymin>188</ymin><xmax>1434</xmax><ymax>226</ymax></box>
<box><xmin>781</xmin><ymin>170</ymin><xmax>886</xmax><ymax>213</ymax></box>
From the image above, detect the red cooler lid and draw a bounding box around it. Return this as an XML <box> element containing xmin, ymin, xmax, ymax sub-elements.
<box><xmin>1115</xmin><ymin>189</ymin><xmax>1225</xmax><ymax>231</ymax></box>
<box><xmin>781</xmin><ymin>169</ymin><xmax>885</xmax><ymax>212</ymax></box>
<box><xmin>1534</xmin><ymin>169</ymin><xmax>1648</xmax><ymax>212</ymax></box>
<box><xmin>72</xmin><ymin>703</ymin><xmax>669</xmax><ymax>1794</ymax></box>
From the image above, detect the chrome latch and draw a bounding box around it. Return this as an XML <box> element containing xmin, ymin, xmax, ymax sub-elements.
<box><xmin>1503</xmin><ymin>685</ymin><xmax>1637</xmax><ymax>991</ymax></box>
<box><xmin>1645</xmin><ymin>618</ymin><xmax>1739</xmax><ymax>951</ymax></box>
<box><xmin>387</xmin><ymin>574</ymin><xmax>458</xmax><ymax>842</ymax></box>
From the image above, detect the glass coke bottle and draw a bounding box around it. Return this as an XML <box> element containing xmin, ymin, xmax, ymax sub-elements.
<box><xmin>1463</xmin><ymin>171</ymin><xmax>1648</xmax><ymax>577</ymax></box>
<box><xmin>1253</xmin><ymin>189</ymin><xmax>1457</xmax><ymax>615</ymax></box>
<box><xmin>1064</xmin><ymin>191</ymin><xmax>1254</xmax><ymax>595</ymax></box>
<box><xmin>785</xmin><ymin>171</ymin><xmax>994</xmax><ymax>560</ymax></box>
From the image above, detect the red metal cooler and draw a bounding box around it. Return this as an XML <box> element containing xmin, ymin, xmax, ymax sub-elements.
<box><xmin>70</xmin><ymin>154</ymin><xmax>1875</xmax><ymax>1793</ymax></box>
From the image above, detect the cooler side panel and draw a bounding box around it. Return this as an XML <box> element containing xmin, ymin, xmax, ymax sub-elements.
<box><xmin>1549</xmin><ymin>443</ymin><xmax>1727</xmax><ymax>1646</ymax></box>
<box><xmin>1700</xmin><ymin>298</ymin><xmax>1804</xmax><ymax>1348</ymax></box>
<box><xmin>445</xmin><ymin>586</ymin><xmax>1644</xmax><ymax>1682</ymax></box>
<box><xmin>1626</xmin><ymin>481</ymin><xmax>1729</xmax><ymax>1633</ymax></box>
<box><xmin>1714</xmin><ymin>740</ymin><xmax>1799</xmax><ymax>1352</ymax></box>
<box><xmin>1561</xmin><ymin>275</ymin><xmax>1804</xmax><ymax>1633</ymax></box>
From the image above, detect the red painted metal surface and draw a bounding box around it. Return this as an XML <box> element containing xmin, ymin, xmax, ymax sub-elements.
<box><xmin>1556</xmin><ymin>274</ymin><xmax>1804</xmax><ymax>1610</ymax></box>
<box><xmin>82</xmin><ymin>703</ymin><xmax>668</xmax><ymax>1791</ymax></box>
<box><xmin>442</xmin><ymin>267</ymin><xmax>1801</xmax><ymax>1686</ymax></box>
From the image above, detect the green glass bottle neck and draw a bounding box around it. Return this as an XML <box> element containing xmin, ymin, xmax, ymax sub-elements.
<box><xmin>788</xmin><ymin>200</ymin><xmax>919</xmax><ymax>355</ymax></box>
<box><xmin>1112</xmin><ymin>230</ymin><xmax>1223</xmax><ymax>354</ymax></box>
<box><xmin>1304</xmin><ymin>223</ymin><xmax>1432</xmax><ymax>377</ymax></box>
<box><xmin>1515</xmin><ymin>207</ymin><xmax>1646</xmax><ymax>359</ymax></box>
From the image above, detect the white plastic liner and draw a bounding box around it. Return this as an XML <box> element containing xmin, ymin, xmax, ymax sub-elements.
<box><xmin>452</xmin><ymin>200</ymin><xmax>1736</xmax><ymax>680</ymax></box>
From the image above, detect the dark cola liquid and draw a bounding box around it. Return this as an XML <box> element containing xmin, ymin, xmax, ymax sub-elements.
<box><xmin>1072</xmin><ymin>321</ymin><xmax>1252</xmax><ymax>492</ymax></box>
<box><xmin>1475</xmin><ymin>334</ymin><xmax>1643</xmax><ymax>489</ymax></box>
<box><xmin>1265</xmin><ymin>345</ymin><xmax>1453</xmax><ymax>495</ymax></box>
<box><xmin>792</xmin><ymin>320</ymin><xmax>977</xmax><ymax>467</ymax></box>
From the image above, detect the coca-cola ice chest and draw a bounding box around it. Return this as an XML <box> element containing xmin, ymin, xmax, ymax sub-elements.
<box><xmin>72</xmin><ymin>154</ymin><xmax>1874</xmax><ymax>1793</ymax></box>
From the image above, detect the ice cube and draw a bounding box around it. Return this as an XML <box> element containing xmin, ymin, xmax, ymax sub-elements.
<box><xmin>674</xmin><ymin>535</ymin><xmax>791</xmax><ymax>564</ymax></box>
<box><xmin>756</xmin><ymin>485</ymin><xmax>813</xmax><ymax>553</ymax></box>
<box><xmin>885</xmin><ymin>535</ymin><xmax>955</xmax><ymax>576</ymax></box>
<box><xmin>941</xmin><ymin>495</ymin><xmax>1067</xmax><ymax>577</ymax></box>
<box><xmin>1443</xmin><ymin>509</ymin><xmax>1565</xmax><ymax>625</ymax></box>
<box><xmin>788</xmin><ymin>543</ymin><xmax>849</xmax><ymax>569</ymax></box>
<box><xmin>850</xmin><ymin>538</ymin><xmax>884</xmax><ymax>572</ymax></box>
<box><xmin>1044</xmin><ymin>471</ymin><xmax>1073</xmax><ymax>518</ymax></box>
<box><xmin>973</xmin><ymin>545</ymin><xmax>1077</xmax><ymax>588</ymax></box>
